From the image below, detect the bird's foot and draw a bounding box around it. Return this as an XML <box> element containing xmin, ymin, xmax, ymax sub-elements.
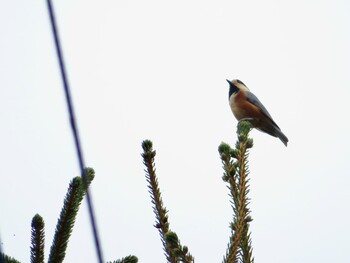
<box><xmin>239</xmin><ymin>118</ymin><xmax>254</xmax><ymax>122</ymax></box>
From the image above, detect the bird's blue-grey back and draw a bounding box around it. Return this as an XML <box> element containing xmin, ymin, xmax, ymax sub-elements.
<box><xmin>245</xmin><ymin>91</ymin><xmax>279</xmax><ymax>128</ymax></box>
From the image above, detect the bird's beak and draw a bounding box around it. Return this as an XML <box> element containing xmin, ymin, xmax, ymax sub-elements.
<box><xmin>226</xmin><ymin>79</ymin><xmax>232</xmax><ymax>85</ymax></box>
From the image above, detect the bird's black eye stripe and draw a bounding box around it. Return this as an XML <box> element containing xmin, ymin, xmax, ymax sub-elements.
<box><xmin>237</xmin><ymin>79</ymin><xmax>245</xmax><ymax>86</ymax></box>
<box><xmin>229</xmin><ymin>83</ymin><xmax>239</xmax><ymax>97</ymax></box>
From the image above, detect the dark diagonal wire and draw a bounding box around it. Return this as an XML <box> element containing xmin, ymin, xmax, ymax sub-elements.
<box><xmin>46</xmin><ymin>1</ymin><xmax>104</xmax><ymax>262</ymax></box>
<box><xmin>0</xmin><ymin>239</ymin><xmax>3</xmax><ymax>263</ymax></box>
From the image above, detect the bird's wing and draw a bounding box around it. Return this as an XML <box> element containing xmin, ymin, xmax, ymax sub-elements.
<box><xmin>245</xmin><ymin>91</ymin><xmax>280</xmax><ymax>128</ymax></box>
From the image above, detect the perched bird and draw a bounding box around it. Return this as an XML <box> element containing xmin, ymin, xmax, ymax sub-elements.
<box><xmin>226</xmin><ymin>79</ymin><xmax>288</xmax><ymax>146</ymax></box>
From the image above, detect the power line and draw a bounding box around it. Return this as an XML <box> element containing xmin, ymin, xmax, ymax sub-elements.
<box><xmin>46</xmin><ymin>1</ymin><xmax>104</xmax><ymax>262</ymax></box>
<box><xmin>0</xmin><ymin>238</ymin><xmax>3</xmax><ymax>263</ymax></box>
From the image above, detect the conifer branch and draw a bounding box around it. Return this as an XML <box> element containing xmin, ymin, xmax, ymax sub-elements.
<box><xmin>219</xmin><ymin>143</ymin><xmax>240</xmax><ymax>263</ymax></box>
<box><xmin>164</xmin><ymin>232</ymin><xmax>194</xmax><ymax>263</ymax></box>
<box><xmin>219</xmin><ymin>121</ymin><xmax>254</xmax><ymax>263</ymax></box>
<box><xmin>142</xmin><ymin>140</ymin><xmax>194</xmax><ymax>263</ymax></box>
<box><xmin>48</xmin><ymin>167</ymin><xmax>95</xmax><ymax>263</ymax></box>
<box><xmin>107</xmin><ymin>255</ymin><xmax>138</xmax><ymax>263</ymax></box>
<box><xmin>235</xmin><ymin>121</ymin><xmax>254</xmax><ymax>263</ymax></box>
<box><xmin>30</xmin><ymin>214</ymin><xmax>45</xmax><ymax>263</ymax></box>
<box><xmin>141</xmin><ymin>140</ymin><xmax>176</xmax><ymax>263</ymax></box>
<box><xmin>0</xmin><ymin>253</ymin><xmax>21</xmax><ymax>263</ymax></box>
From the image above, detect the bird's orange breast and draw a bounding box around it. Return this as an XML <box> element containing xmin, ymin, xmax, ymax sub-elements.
<box><xmin>231</xmin><ymin>91</ymin><xmax>262</xmax><ymax>120</ymax></box>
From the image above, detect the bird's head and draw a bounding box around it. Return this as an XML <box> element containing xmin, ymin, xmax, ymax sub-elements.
<box><xmin>226</xmin><ymin>79</ymin><xmax>249</xmax><ymax>98</ymax></box>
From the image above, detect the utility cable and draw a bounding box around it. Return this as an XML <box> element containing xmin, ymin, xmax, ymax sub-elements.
<box><xmin>46</xmin><ymin>1</ymin><xmax>104</xmax><ymax>262</ymax></box>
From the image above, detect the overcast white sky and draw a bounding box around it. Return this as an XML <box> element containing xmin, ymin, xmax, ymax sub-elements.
<box><xmin>1</xmin><ymin>0</ymin><xmax>350</xmax><ymax>262</ymax></box>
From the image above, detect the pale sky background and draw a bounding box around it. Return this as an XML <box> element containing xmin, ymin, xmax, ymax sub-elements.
<box><xmin>1</xmin><ymin>1</ymin><xmax>350</xmax><ymax>262</ymax></box>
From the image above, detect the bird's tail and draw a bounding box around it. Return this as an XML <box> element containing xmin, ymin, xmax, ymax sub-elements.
<box><xmin>274</xmin><ymin>127</ymin><xmax>288</xmax><ymax>147</ymax></box>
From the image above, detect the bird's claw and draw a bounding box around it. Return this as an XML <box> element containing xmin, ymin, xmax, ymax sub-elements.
<box><xmin>239</xmin><ymin>118</ymin><xmax>254</xmax><ymax>122</ymax></box>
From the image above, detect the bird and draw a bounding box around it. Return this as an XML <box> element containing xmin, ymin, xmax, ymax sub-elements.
<box><xmin>226</xmin><ymin>79</ymin><xmax>288</xmax><ymax>146</ymax></box>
